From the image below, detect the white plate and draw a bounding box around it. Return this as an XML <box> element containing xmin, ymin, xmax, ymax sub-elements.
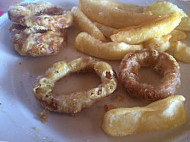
<box><xmin>0</xmin><ymin>0</ymin><xmax>190</xmax><ymax>141</ymax></box>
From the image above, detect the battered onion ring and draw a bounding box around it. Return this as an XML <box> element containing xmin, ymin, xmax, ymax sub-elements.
<box><xmin>33</xmin><ymin>57</ymin><xmax>118</xmax><ymax>114</ymax></box>
<box><xmin>119</xmin><ymin>49</ymin><xmax>181</xmax><ymax>101</ymax></box>
<box><xmin>8</xmin><ymin>2</ymin><xmax>73</xmax><ymax>31</ymax></box>
<box><xmin>9</xmin><ymin>24</ymin><xmax>66</xmax><ymax>57</ymax></box>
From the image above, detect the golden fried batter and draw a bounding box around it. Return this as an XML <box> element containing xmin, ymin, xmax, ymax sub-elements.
<box><xmin>119</xmin><ymin>49</ymin><xmax>181</xmax><ymax>101</ymax></box>
<box><xmin>8</xmin><ymin>2</ymin><xmax>73</xmax><ymax>31</ymax></box>
<box><xmin>9</xmin><ymin>24</ymin><xmax>66</xmax><ymax>57</ymax></box>
<box><xmin>33</xmin><ymin>57</ymin><xmax>118</xmax><ymax>114</ymax></box>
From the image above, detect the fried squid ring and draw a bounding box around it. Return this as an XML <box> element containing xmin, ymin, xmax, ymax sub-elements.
<box><xmin>9</xmin><ymin>24</ymin><xmax>66</xmax><ymax>57</ymax></box>
<box><xmin>33</xmin><ymin>57</ymin><xmax>118</xmax><ymax>114</ymax></box>
<box><xmin>8</xmin><ymin>2</ymin><xmax>73</xmax><ymax>31</ymax></box>
<box><xmin>119</xmin><ymin>49</ymin><xmax>181</xmax><ymax>101</ymax></box>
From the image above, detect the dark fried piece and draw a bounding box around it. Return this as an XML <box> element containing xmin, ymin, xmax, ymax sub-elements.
<box><xmin>119</xmin><ymin>49</ymin><xmax>181</xmax><ymax>101</ymax></box>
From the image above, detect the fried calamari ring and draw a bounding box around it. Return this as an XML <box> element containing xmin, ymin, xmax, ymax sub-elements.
<box><xmin>8</xmin><ymin>2</ymin><xmax>73</xmax><ymax>31</ymax></box>
<box><xmin>119</xmin><ymin>49</ymin><xmax>181</xmax><ymax>101</ymax></box>
<box><xmin>33</xmin><ymin>57</ymin><xmax>118</xmax><ymax>114</ymax></box>
<box><xmin>9</xmin><ymin>24</ymin><xmax>66</xmax><ymax>57</ymax></box>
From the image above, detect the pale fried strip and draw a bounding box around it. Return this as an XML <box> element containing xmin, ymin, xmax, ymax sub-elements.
<box><xmin>79</xmin><ymin>0</ymin><xmax>158</xmax><ymax>28</ymax></box>
<box><xmin>75</xmin><ymin>32</ymin><xmax>143</xmax><ymax>60</ymax></box>
<box><xmin>71</xmin><ymin>6</ymin><xmax>106</xmax><ymax>41</ymax></box>
<box><xmin>111</xmin><ymin>13</ymin><xmax>182</xmax><ymax>44</ymax></box>
<box><xmin>102</xmin><ymin>95</ymin><xmax>187</xmax><ymax>136</ymax></box>
<box><xmin>94</xmin><ymin>22</ymin><xmax>116</xmax><ymax>38</ymax></box>
<box><xmin>143</xmin><ymin>34</ymin><xmax>171</xmax><ymax>52</ymax></box>
<box><xmin>177</xmin><ymin>14</ymin><xmax>190</xmax><ymax>31</ymax></box>
<box><xmin>144</xmin><ymin>1</ymin><xmax>187</xmax><ymax>17</ymax></box>
<box><xmin>172</xmin><ymin>41</ymin><xmax>190</xmax><ymax>63</ymax></box>
<box><xmin>170</xmin><ymin>30</ymin><xmax>187</xmax><ymax>41</ymax></box>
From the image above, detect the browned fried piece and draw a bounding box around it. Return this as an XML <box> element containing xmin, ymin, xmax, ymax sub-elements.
<box><xmin>9</xmin><ymin>24</ymin><xmax>67</xmax><ymax>57</ymax></box>
<box><xmin>33</xmin><ymin>57</ymin><xmax>118</xmax><ymax>114</ymax></box>
<box><xmin>119</xmin><ymin>49</ymin><xmax>181</xmax><ymax>101</ymax></box>
<box><xmin>8</xmin><ymin>2</ymin><xmax>73</xmax><ymax>31</ymax></box>
<box><xmin>20</xmin><ymin>12</ymin><xmax>73</xmax><ymax>31</ymax></box>
<box><xmin>8</xmin><ymin>2</ymin><xmax>63</xmax><ymax>23</ymax></box>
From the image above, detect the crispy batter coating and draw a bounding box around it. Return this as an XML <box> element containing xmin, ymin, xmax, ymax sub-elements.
<box><xmin>33</xmin><ymin>57</ymin><xmax>118</xmax><ymax>114</ymax></box>
<box><xmin>8</xmin><ymin>2</ymin><xmax>63</xmax><ymax>23</ymax></box>
<box><xmin>102</xmin><ymin>95</ymin><xmax>187</xmax><ymax>136</ymax></box>
<box><xmin>9</xmin><ymin>24</ymin><xmax>66</xmax><ymax>57</ymax></box>
<box><xmin>119</xmin><ymin>49</ymin><xmax>181</xmax><ymax>101</ymax></box>
<box><xmin>19</xmin><ymin>12</ymin><xmax>73</xmax><ymax>31</ymax></box>
<box><xmin>75</xmin><ymin>32</ymin><xmax>143</xmax><ymax>60</ymax></box>
<box><xmin>8</xmin><ymin>2</ymin><xmax>73</xmax><ymax>31</ymax></box>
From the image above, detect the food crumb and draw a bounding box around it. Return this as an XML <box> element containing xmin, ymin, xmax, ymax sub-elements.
<box><xmin>42</xmin><ymin>136</ymin><xmax>48</xmax><ymax>140</ymax></box>
<box><xmin>32</xmin><ymin>127</ymin><xmax>39</xmax><ymax>132</ymax></box>
<box><xmin>38</xmin><ymin>109</ymin><xmax>49</xmax><ymax>123</ymax></box>
<box><xmin>71</xmin><ymin>113</ymin><xmax>77</xmax><ymax>117</ymax></box>
<box><xmin>104</xmin><ymin>104</ymin><xmax>117</xmax><ymax>112</ymax></box>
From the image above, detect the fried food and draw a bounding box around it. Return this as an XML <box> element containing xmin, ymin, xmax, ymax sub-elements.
<box><xmin>170</xmin><ymin>30</ymin><xmax>187</xmax><ymax>41</ymax></box>
<box><xmin>144</xmin><ymin>1</ymin><xmax>187</xmax><ymax>17</ymax></box>
<box><xmin>172</xmin><ymin>41</ymin><xmax>190</xmax><ymax>63</ymax></box>
<box><xmin>143</xmin><ymin>1</ymin><xmax>190</xmax><ymax>31</ymax></box>
<box><xmin>177</xmin><ymin>14</ymin><xmax>190</xmax><ymax>31</ymax></box>
<box><xmin>75</xmin><ymin>32</ymin><xmax>143</xmax><ymax>60</ymax></box>
<box><xmin>8</xmin><ymin>2</ymin><xmax>73</xmax><ymax>57</ymax></box>
<box><xmin>20</xmin><ymin>11</ymin><xmax>73</xmax><ymax>31</ymax></box>
<box><xmin>102</xmin><ymin>95</ymin><xmax>187</xmax><ymax>136</ymax></box>
<box><xmin>143</xmin><ymin>34</ymin><xmax>171</xmax><ymax>52</ymax></box>
<box><xmin>111</xmin><ymin>13</ymin><xmax>182</xmax><ymax>44</ymax></box>
<box><xmin>71</xmin><ymin>7</ymin><xmax>105</xmax><ymax>41</ymax></box>
<box><xmin>8</xmin><ymin>2</ymin><xmax>61</xmax><ymax>22</ymax></box>
<box><xmin>8</xmin><ymin>2</ymin><xmax>73</xmax><ymax>31</ymax></box>
<box><xmin>119</xmin><ymin>49</ymin><xmax>181</xmax><ymax>101</ymax></box>
<box><xmin>79</xmin><ymin>0</ymin><xmax>158</xmax><ymax>28</ymax></box>
<box><xmin>33</xmin><ymin>57</ymin><xmax>118</xmax><ymax>114</ymax></box>
<box><xmin>9</xmin><ymin>24</ymin><xmax>66</xmax><ymax>57</ymax></box>
<box><xmin>94</xmin><ymin>22</ymin><xmax>116</xmax><ymax>38</ymax></box>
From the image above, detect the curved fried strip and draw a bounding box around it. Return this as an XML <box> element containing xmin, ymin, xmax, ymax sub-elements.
<box><xmin>72</xmin><ymin>7</ymin><xmax>105</xmax><ymax>41</ymax></box>
<box><xmin>143</xmin><ymin>34</ymin><xmax>171</xmax><ymax>52</ymax></box>
<box><xmin>79</xmin><ymin>0</ymin><xmax>158</xmax><ymax>28</ymax></box>
<box><xmin>102</xmin><ymin>95</ymin><xmax>187</xmax><ymax>136</ymax></box>
<box><xmin>75</xmin><ymin>32</ymin><xmax>143</xmax><ymax>60</ymax></box>
<box><xmin>111</xmin><ymin>13</ymin><xmax>182</xmax><ymax>44</ymax></box>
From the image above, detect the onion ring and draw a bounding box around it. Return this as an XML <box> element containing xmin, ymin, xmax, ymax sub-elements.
<box><xmin>8</xmin><ymin>2</ymin><xmax>73</xmax><ymax>31</ymax></box>
<box><xmin>33</xmin><ymin>57</ymin><xmax>118</xmax><ymax>114</ymax></box>
<box><xmin>9</xmin><ymin>24</ymin><xmax>66</xmax><ymax>57</ymax></box>
<box><xmin>119</xmin><ymin>49</ymin><xmax>181</xmax><ymax>101</ymax></box>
